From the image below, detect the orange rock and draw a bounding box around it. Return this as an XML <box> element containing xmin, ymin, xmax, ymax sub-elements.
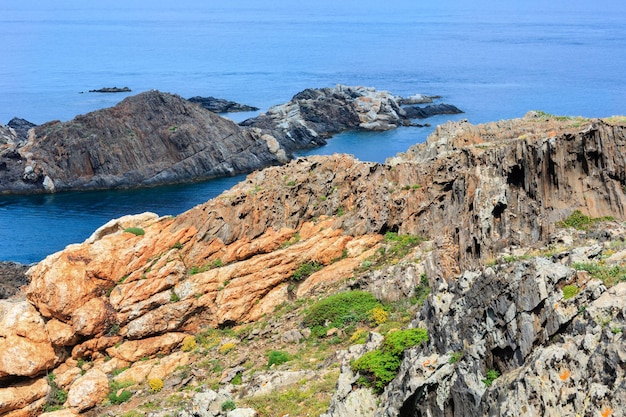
<box><xmin>0</xmin><ymin>301</ymin><xmax>58</xmax><ymax>378</ymax></box>
<box><xmin>106</xmin><ymin>332</ymin><xmax>187</xmax><ymax>362</ymax></box>
<box><xmin>46</xmin><ymin>319</ymin><xmax>80</xmax><ymax>347</ymax></box>
<box><xmin>0</xmin><ymin>377</ymin><xmax>49</xmax><ymax>415</ymax></box>
<box><xmin>66</xmin><ymin>369</ymin><xmax>109</xmax><ymax>412</ymax></box>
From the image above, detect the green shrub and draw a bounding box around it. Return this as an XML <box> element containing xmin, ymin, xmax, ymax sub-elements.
<box><xmin>562</xmin><ymin>284</ymin><xmax>580</xmax><ymax>300</ymax></box>
<box><xmin>352</xmin><ymin>328</ymin><xmax>428</xmax><ymax>392</ymax></box>
<box><xmin>124</xmin><ymin>227</ymin><xmax>145</xmax><ymax>236</ymax></box>
<box><xmin>292</xmin><ymin>261</ymin><xmax>323</xmax><ymax>281</ymax></box>
<box><xmin>170</xmin><ymin>291</ymin><xmax>180</xmax><ymax>302</ymax></box>
<box><xmin>43</xmin><ymin>375</ymin><xmax>68</xmax><ymax>412</ymax></box>
<box><xmin>222</xmin><ymin>400</ymin><xmax>236</xmax><ymax>411</ymax></box>
<box><xmin>382</xmin><ymin>328</ymin><xmax>429</xmax><ymax>356</ymax></box>
<box><xmin>302</xmin><ymin>291</ymin><xmax>383</xmax><ymax>337</ymax></box>
<box><xmin>267</xmin><ymin>350</ymin><xmax>291</xmax><ymax>367</ymax></box>
<box><xmin>108</xmin><ymin>389</ymin><xmax>132</xmax><ymax>405</ymax></box>
<box><xmin>449</xmin><ymin>351</ymin><xmax>463</xmax><ymax>364</ymax></box>
<box><xmin>482</xmin><ymin>369</ymin><xmax>500</xmax><ymax>387</ymax></box>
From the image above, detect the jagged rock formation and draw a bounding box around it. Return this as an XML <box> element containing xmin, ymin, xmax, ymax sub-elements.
<box><xmin>240</xmin><ymin>85</ymin><xmax>462</xmax><ymax>152</ymax></box>
<box><xmin>0</xmin><ymin>91</ymin><xmax>287</xmax><ymax>193</ymax></box>
<box><xmin>187</xmin><ymin>96</ymin><xmax>259</xmax><ymax>113</ymax></box>
<box><xmin>0</xmin><ymin>114</ymin><xmax>625</xmax><ymax>416</ymax></box>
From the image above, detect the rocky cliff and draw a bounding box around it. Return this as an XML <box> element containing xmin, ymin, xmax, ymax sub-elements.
<box><xmin>1</xmin><ymin>113</ymin><xmax>625</xmax><ymax>417</ymax></box>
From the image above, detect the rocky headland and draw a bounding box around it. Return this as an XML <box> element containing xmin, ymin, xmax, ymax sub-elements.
<box><xmin>0</xmin><ymin>112</ymin><xmax>625</xmax><ymax>416</ymax></box>
<box><xmin>0</xmin><ymin>85</ymin><xmax>459</xmax><ymax>194</ymax></box>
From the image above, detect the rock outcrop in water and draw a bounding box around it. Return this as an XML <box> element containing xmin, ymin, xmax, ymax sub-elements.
<box><xmin>0</xmin><ymin>86</ymin><xmax>459</xmax><ymax>194</ymax></box>
<box><xmin>187</xmin><ymin>96</ymin><xmax>259</xmax><ymax>113</ymax></box>
<box><xmin>240</xmin><ymin>85</ymin><xmax>463</xmax><ymax>153</ymax></box>
<box><xmin>1</xmin><ymin>113</ymin><xmax>625</xmax><ymax>416</ymax></box>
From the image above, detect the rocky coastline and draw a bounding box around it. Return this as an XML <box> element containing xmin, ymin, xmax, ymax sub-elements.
<box><xmin>0</xmin><ymin>112</ymin><xmax>625</xmax><ymax>416</ymax></box>
<box><xmin>0</xmin><ymin>85</ymin><xmax>461</xmax><ymax>194</ymax></box>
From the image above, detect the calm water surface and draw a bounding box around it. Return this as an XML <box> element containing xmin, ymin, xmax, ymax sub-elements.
<box><xmin>0</xmin><ymin>0</ymin><xmax>624</xmax><ymax>262</ymax></box>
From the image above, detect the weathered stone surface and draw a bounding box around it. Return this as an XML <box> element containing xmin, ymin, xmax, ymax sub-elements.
<box><xmin>0</xmin><ymin>377</ymin><xmax>49</xmax><ymax>415</ymax></box>
<box><xmin>106</xmin><ymin>332</ymin><xmax>187</xmax><ymax>362</ymax></box>
<box><xmin>2</xmin><ymin>113</ymin><xmax>626</xmax><ymax>416</ymax></box>
<box><xmin>66</xmin><ymin>369</ymin><xmax>109</xmax><ymax>412</ymax></box>
<box><xmin>0</xmin><ymin>90</ymin><xmax>284</xmax><ymax>193</ymax></box>
<box><xmin>0</xmin><ymin>300</ymin><xmax>58</xmax><ymax>378</ymax></box>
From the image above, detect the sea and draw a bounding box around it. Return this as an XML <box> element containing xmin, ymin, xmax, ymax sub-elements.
<box><xmin>0</xmin><ymin>0</ymin><xmax>624</xmax><ymax>263</ymax></box>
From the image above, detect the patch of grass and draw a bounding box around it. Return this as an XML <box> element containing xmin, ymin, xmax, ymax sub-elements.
<box><xmin>188</xmin><ymin>258</ymin><xmax>225</xmax><ymax>275</ymax></box>
<box><xmin>562</xmin><ymin>284</ymin><xmax>580</xmax><ymax>300</ymax></box>
<box><xmin>124</xmin><ymin>227</ymin><xmax>145</xmax><ymax>236</ymax></box>
<box><xmin>172</xmin><ymin>241</ymin><xmax>184</xmax><ymax>250</ymax></box>
<box><xmin>108</xmin><ymin>380</ymin><xmax>134</xmax><ymax>405</ymax></box>
<box><xmin>336</xmin><ymin>206</ymin><xmax>345</xmax><ymax>216</ymax></box>
<box><xmin>242</xmin><ymin>371</ymin><xmax>338</xmax><ymax>417</ymax></box>
<box><xmin>556</xmin><ymin>210</ymin><xmax>614</xmax><ymax>231</ymax></box>
<box><xmin>302</xmin><ymin>290</ymin><xmax>383</xmax><ymax>337</ymax></box>
<box><xmin>352</xmin><ymin>328</ymin><xmax>428</xmax><ymax>392</ymax></box>
<box><xmin>268</xmin><ymin>350</ymin><xmax>291</xmax><ymax>368</ymax></box>
<box><xmin>573</xmin><ymin>262</ymin><xmax>626</xmax><ymax>287</ymax></box>
<box><xmin>170</xmin><ymin>291</ymin><xmax>180</xmax><ymax>302</ymax></box>
<box><xmin>482</xmin><ymin>369</ymin><xmax>500</xmax><ymax>387</ymax></box>
<box><xmin>292</xmin><ymin>261</ymin><xmax>323</xmax><ymax>281</ymax></box>
<box><xmin>43</xmin><ymin>374</ymin><xmax>68</xmax><ymax>412</ymax></box>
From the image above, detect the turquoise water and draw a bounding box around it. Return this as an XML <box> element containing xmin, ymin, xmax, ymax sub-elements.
<box><xmin>0</xmin><ymin>0</ymin><xmax>625</xmax><ymax>262</ymax></box>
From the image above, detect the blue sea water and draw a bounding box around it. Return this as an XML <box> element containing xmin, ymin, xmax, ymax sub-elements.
<box><xmin>0</xmin><ymin>0</ymin><xmax>625</xmax><ymax>263</ymax></box>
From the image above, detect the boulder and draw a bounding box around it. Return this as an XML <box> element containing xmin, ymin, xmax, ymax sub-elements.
<box><xmin>0</xmin><ymin>377</ymin><xmax>49</xmax><ymax>415</ymax></box>
<box><xmin>66</xmin><ymin>369</ymin><xmax>109</xmax><ymax>412</ymax></box>
<box><xmin>0</xmin><ymin>300</ymin><xmax>57</xmax><ymax>378</ymax></box>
